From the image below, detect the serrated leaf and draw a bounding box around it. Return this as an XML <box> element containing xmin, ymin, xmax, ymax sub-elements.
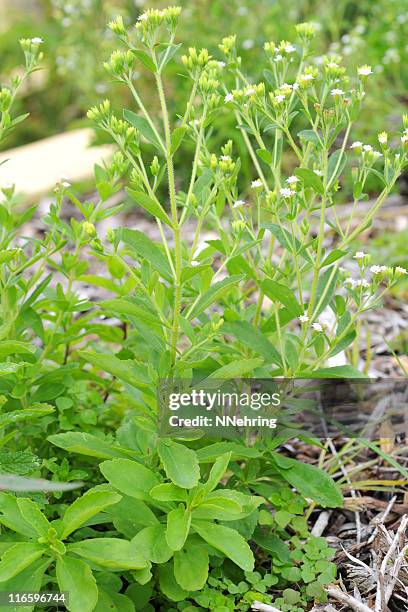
<box><xmin>56</xmin><ymin>555</ymin><xmax>98</xmax><ymax>612</ymax></box>
<box><xmin>271</xmin><ymin>452</ymin><xmax>343</xmax><ymax>507</ymax></box>
<box><xmin>166</xmin><ymin>506</ymin><xmax>191</xmax><ymax>551</ymax></box>
<box><xmin>261</xmin><ymin>279</ymin><xmax>302</xmax><ymax>318</ymax></box>
<box><xmin>117</xmin><ymin>227</ymin><xmax>172</xmax><ymax>281</ymax></box>
<box><xmin>100</xmin><ymin>458</ymin><xmax>159</xmax><ymax>500</ymax></box>
<box><xmin>157</xmin><ymin>439</ymin><xmax>200</xmax><ymax>489</ymax></box>
<box><xmin>173</xmin><ymin>541</ymin><xmax>209</xmax><ymax>591</ymax></box>
<box><xmin>61</xmin><ymin>490</ymin><xmax>121</xmax><ymax>539</ymax></box>
<box><xmin>223</xmin><ymin>321</ymin><xmax>282</xmax><ymax>366</ymax></box>
<box><xmin>126</xmin><ymin>188</ymin><xmax>171</xmax><ymax>226</ymax></box>
<box><xmin>192</xmin><ymin>521</ymin><xmax>254</xmax><ymax>571</ymax></box>
<box><xmin>124</xmin><ymin>108</ymin><xmax>163</xmax><ymax>152</ymax></box>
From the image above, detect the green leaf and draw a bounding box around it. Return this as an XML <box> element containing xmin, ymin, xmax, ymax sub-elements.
<box><xmin>0</xmin><ymin>493</ymin><xmax>37</xmax><ymax>537</ymax></box>
<box><xmin>131</xmin><ymin>50</ymin><xmax>157</xmax><ymax>73</ymax></box>
<box><xmin>187</xmin><ymin>275</ymin><xmax>244</xmax><ymax>320</ymax></box>
<box><xmin>17</xmin><ymin>499</ymin><xmax>50</xmax><ymax>537</ymax></box>
<box><xmin>196</xmin><ymin>442</ymin><xmax>261</xmax><ymax>463</ymax></box>
<box><xmin>101</xmin><ymin>298</ymin><xmax>168</xmax><ymax>329</ymax></box>
<box><xmin>0</xmin><ymin>543</ymin><xmax>45</xmax><ymax>582</ymax></box>
<box><xmin>117</xmin><ymin>227</ymin><xmax>172</xmax><ymax>281</ymax></box>
<box><xmin>158</xmin><ymin>42</ymin><xmax>182</xmax><ymax>71</ymax></box>
<box><xmin>328</xmin><ymin>149</ymin><xmax>347</xmax><ymax>183</ymax></box>
<box><xmin>321</xmin><ymin>249</ymin><xmax>347</xmax><ymax>267</ymax></box>
<box><xmin>159</xmin><ymin>562</ymin><xmax>190</xmax><ymax>602</ymax></box>
<box><xmin>126</xmin><ymin>189</ymin><xmax>171</xmax><ymax>226</ymax></box>
<box><xmin>295</xmin><ymin>168</ymin><xmax>324</xmax><ymax>195</ymax></box>
<box><xmin>171</xmin><ymin>126</ymin><xmax>187</xmax><ymax>155</ymax></box>
<box><xmin>100</xmin><ymin>458</ymin><xmax>159</xmax><ymax>500</ymax></box>
<box><xmin>124</xmin><ymin>109</ymin><xmax>163</xmax><ymax>152</ymax></box>
<box><xmin>68</xmin><ymin>538</ymin><xmax>147</xmax><ymax>570</ymax></box>
<box><xmin>192</xmin><ymin>169</ymin><xmax>213</xmax><ymax>202</ymax></box>
<box><xmin>56</xmin><ymin>555</ymin><xmax>98</xmax><ymax>612</ymax></box>
<box><xmin>192</xmin><ymin>497</ymin><xmax>242</xmax><ymax>520</ymax></box>
<box><xmin>192</xmin><ymin>521</ymin><xmax>254</xmax><ymax>571</ymax></box>
<box><xmin>79</xmin><ymin>352</ymin><xmax>150</xmax><ymax>391</ymax></box>
<box><xmin>298</xmin><ymin>129</ymin><xmax>320</xmax><ymax>146</ymax></box>
<box><xmin>48</xmin><ymin>432</ymin><xmax>134</xmax><ymax>460</ymax></box>
<box><xmin>131</xmin><ymin>524</ymin><xmax>173</xmax><ymax>564</ymax></box>
<box><xmin>157</xmin><ymin>439</ymin><xmax>200</xmax><ymax>489</ymax></box>
<box><xmin>261</xmin><ymin>279</ymin><xmax>302</xmax><ymax>318</ymax></box>
<box><xmin>205</xmin><ymin>358</ymin><xmax>264</xmax><ymax>380</ymax></box>
<box><xmin>271</xmin><ymin>453</ymin><xmax>343</xmax><ymax>507</ymax></box>
<box><xmin>149</xmin><ymin>483</ymin><xmax>188</xmax><ymax>502</ymax></box>
<box><xmin>223</xmin><ymin>321</ymin><xmax>281</xmax><ymax>366</ymax></box>
<box><xmin>0</xmin><ymin>542</ymin><xmax>46</xmax><ymax>582</ymax></box>
<box><xmin>94</xmin><ymin>589</ymin><xmax>135</xmax><ymax>612</ymax></box>
<box><xmin>0</xmin><ymin>341</ymin><xmax>35</xmax><ymax>357</ymax></box>
<box><xmin>256</xmin><ymin>148</ymin><xmax>273</xmax><ymax>164</ymax></box>
<box><xmin>203</xmin><ymin>452</ymin><xmax>231</xmax><ymax>494</ymax></box>
<box><xmin>305</xmin><ymin>365</ymin><xmax>368</xmax><ymax>379</ymax></box>
<box><xmin>263</xmin><ymin>223</ymin><xmax>312</xmax><ymax>263</ymax></box>
<box><xmin>0</xmin><ymin>450</ymin><xmax>40</xmax><ymax>475</ymax></box>
<box><xmin>314</xmin><ymin>266</ymin><xmax>339</xmax><ymax>317</ymax></box>
<box><xmin>0</xmin><ymin>406</ymin><xmax>54</xmax><ymax>429</ymax></box>
<box><xmin>0</xmin><ymin>558</ymin><xmax>50</xmax><ymax>612</ymax></box>
<box><xmin>173</xmin><ymin>541</ymin><xmax>209</xmax><ymax>591</ymax></box>
<box><xmin>166</xmin><ymin>506</ymin><xmax>191</xmax><ymax>551</ymax></box>
<box><xmin>61</xmin><ymin>490</ymin><xmax>121</xmax><ymax>539</ymax></box>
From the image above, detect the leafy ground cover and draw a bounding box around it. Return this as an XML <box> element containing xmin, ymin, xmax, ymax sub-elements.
<box><xmin>0</xmin><ymin>5</ymin><xmax>407</xmax><ymax>612</ymax></box>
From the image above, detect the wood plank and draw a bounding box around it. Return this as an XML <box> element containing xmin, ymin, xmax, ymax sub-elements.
<box><xmin>0</xmin><ymin>129</ymin><xmax>113</xmax><ymax>200</ymax></box>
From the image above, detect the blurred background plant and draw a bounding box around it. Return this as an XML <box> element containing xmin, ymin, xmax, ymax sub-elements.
<box><xmin>2</xmin><ymin>0</ymin><xmax>408</xmax><ymax>153</ymax></box>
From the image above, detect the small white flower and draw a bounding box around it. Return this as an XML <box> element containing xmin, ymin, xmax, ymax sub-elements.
<box><xmin>299</xmin><ymin>73</ymin><xmax>315</xmax><ymax>82</ymax></box>
<box><xmin>345</xmin><ymin>277</ymin><xmax>356</xmax><ymax>287</ymax></box>
<box><xmin>245</xmin><ymin>87</ymin><xmax>255</xmax><ymax>96</ymax></box>
<box><xmin>372</xmin><ymin>150</ymin><xmax>382</xmax><ymax>158</ymax></box>
<box><xmin>274</xmin><ymin>54</ymin><xmax>283</xmax><ymax>62</ymax></box>
<box><xmin>312</xmin><ymin>322</ymin><xmax>323</xmax><ymax>332</ymax></box>
<box><xmin>61</xmin><ymin>180</ymin><xmax>71</xmax><ymax>188</ymax></box>
<box><xmin>224</xmin><ymin>92</ymin><xmax>234</xmax><ymax>103</ymax></box>
<box><xmin>220</xmin><ymin>155</ymin><xmax>231</xmax><ymax>161</ymax></box>
<box><xmin>138</xmin><ymin>12</ymin><xmax>148</xmax><ymax>21</ymax></box>
<box><xmin>401</xmin><ymin>134</ymin><xmax>408</xmax><ymax>145</ymax></box>
<box><xmin>359</xmin><ymin>279</ymin><xmax>370</xmax><ymax>288</ymax></box>
<box><xmin>274</xmin><ymin>94</ymin><xmax>286</xmax><ymax>103</ymax></box>
<box><xmin>395</xmin><ymin>266</ymin><xmax>407</xmax><ymax>274</ymax></box>
<box><xmin>284</xmin><ymin>43</ymin><xmax>296</xmax><ymax>53</ymax></box>
<box><xmin>331</xmin><ymin>88</ymin><xmax>345</xmax><ymax>96</ymax></box>
<box><xmin>327</xmin><ymin>61</ymin><xmax>339</xmax><ymax>69</ymax></box>
<box><xmin>378</xmin><ymin>132</ymin><xmax>388</xmax><ymax>145</ymax></box>
<box><xmin>31</xmin><ymin>37</ymin><xmax>44</xmax><ymax>44</ymax></box>
<box><xmin>358</xmin><ymin>65</ymin><xmax>373</xmax><ymax>76</ymax></box>
<box><xmin>242</xmin><ymin>39</ymin><xmax>254</xmax><ymax>50</ymax></box>
<box><xmin>370</xmin><ymin>265</ymin><xmax>387</xmax><ymax>274</ymax></box>
<box><xmin>280</xmin><ymin>187</ymin><xmax>295</xmax><ymax>198</ymax></box>
<box><xmin>191</xmin><ymin>260</ymin><xmax>200</xmax><ymax>267</ymax></box>
<box><xmin>313</xmin><ymin>169</ymin><xmax>323</xmax><ymax>176</ymax></box>
<box><xmin>233</xmin><ymin>199</ymin><xmax>246</xmax><ymax>209</ymax></box>
<box><xmin>353</xmin><ymin>251</ymin><xmax>367</xmax><ymax>259</ymax></box>
<box><xmin>286</xmin><ymin>175</ymin><xmax>299</xmax><ymax>185</ymax></box>
<box><xmin>292</xmin><ymin>82</ymin><xmax>300</xmax><ymax>91</ymax></box>
<box><xmin>217</xmin><ymin>61</ymin><xmax>226</xmax><ymax>68</ymax></box>
<box><xmin>298</xmin><ymin>313</ymin><xmax>309</xmax><ymax>323</ymax></box>
<box><xmin>350</xmin><ymin>141</ymin><xmax>363</xmax><ymax>149</ymax></box>
<box><xmin>362</xmin><ymin>144</ymin><xmax>373</xmax><ymax>152</ymax></box>
<box><xmin>251</xmin><ymin>179</ymin><xmax>263</xmax><ymax>189</ymax></box>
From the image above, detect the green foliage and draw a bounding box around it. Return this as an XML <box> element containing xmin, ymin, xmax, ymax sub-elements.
<box><xmin>0</xmin><ymin>7</ymin><xmax>407</xmax><ymax>611</ymax></box>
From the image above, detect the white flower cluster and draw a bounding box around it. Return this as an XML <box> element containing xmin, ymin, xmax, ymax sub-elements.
<box><xmin>298</xmin><ymin>312</ymin><xmax>325</xmax><ymax>332</ymax></box>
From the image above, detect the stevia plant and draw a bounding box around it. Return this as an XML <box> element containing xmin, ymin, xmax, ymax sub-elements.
<box><xmin>0</xmin><ymin>7</ymin><xmax>407</xmax><ymax>612</ymax></box>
